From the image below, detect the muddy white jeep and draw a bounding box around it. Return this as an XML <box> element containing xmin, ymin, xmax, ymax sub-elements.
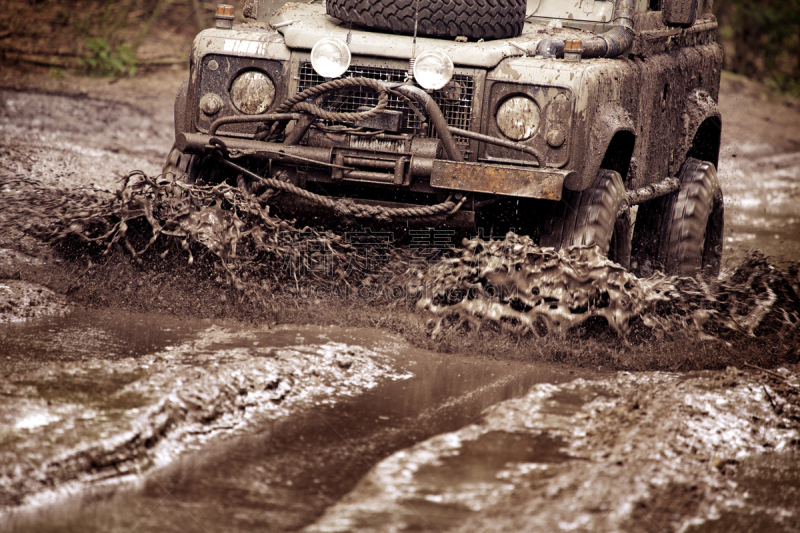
<box><xmin>165</xmin><ymin>0</ymin><xmax>724</xmax><ymax>277</ymax></box>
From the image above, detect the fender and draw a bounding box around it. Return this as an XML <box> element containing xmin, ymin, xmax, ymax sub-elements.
<box><xmin>566</xmin><ymin>102</ymin><xmax>635</xmax><ymax>191</ymax></box>
<box><xmin>174</xmin><ymin>79</ymin><xmax>190</xmax><ymax>142</ymax></box>
<box><xmin>676</xmin><ymin>89</ymin><xmax>722</xmax><ymax>173</ymax></box>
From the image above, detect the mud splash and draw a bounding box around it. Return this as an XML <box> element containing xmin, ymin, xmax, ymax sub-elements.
<box><xmin>0</xmin><ymin>172</ymin><xmax>355</xmax><ymax>292</ymax></box>
<box><xmin>414</xmin><ymin>234</ymin><xmax>671</xmax><ymax>336</ymax></box>
<box><xmin>1</xmin><ymin>172</ymin><xmax>799</xmax><ymax>364</ymax></box>
<box><xmin>415</xmin><ymin>232</ymin><xmax>800</xmax><ymax>344</ymax></box>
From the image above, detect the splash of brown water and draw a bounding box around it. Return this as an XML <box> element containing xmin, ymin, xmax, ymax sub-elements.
<box><xmin>415</xmin><ymin>231</ymin><xmax>799</xmax><ymax>346</ymax></box>
<box><xmin>414</xmin><ymin>233</ymin><xmax>674</xmax><ymax>336</ymax></box>
<box><xmin>0</xmin><ymin>172</ymin><xmax>356</xmax><ymax>294</ymax></box>
<box><xmin>2</xmin><ymin>172</ymin><xmax>798</xmax><ymax>348</ymax></box>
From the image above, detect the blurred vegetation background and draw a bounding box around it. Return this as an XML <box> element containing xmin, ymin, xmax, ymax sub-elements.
<box><xmin>0</xmin><ymin>0</ymin><xmax>798</xmax><ymax>96</ymax></box>
<box><xmin>0</xmin><ymin>0</ymin><xmax>247</xmax><ymax>76</ymax></box>
<box><xmin>713</xmin><ymin>0</ymin><xmax>800</xmax><ymax>95</ymax></box>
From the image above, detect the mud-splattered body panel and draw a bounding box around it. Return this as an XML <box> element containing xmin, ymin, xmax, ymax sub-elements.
<box><xmin>485</xmin><ymin>12</ymin><xmax>722</xmax><ymax>191</ymax></box>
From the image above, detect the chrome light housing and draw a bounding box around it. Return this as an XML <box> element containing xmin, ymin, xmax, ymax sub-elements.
<box><xmin>413</xmin><ymin>50</ymin><xmax>455</xmax><ymax>90</ymax></box>
<box><xmin>311</xmin><ymin>37</ymin><xmax>351</xmax><ymax>78</ymax></box>
<box><xmin>496</xmin><ymin>95</ymin><xmax>540</xmax><ymax>141</ymax></box>
<box><xmin>230</xmin><ymin>70</ymin><xmax>276</xmax><ymax>115</ymax></box>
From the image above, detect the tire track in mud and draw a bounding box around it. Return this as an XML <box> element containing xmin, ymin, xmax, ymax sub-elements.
<box><xmin>303</xmin><ymin>368</ymin><xmax>800</xmax><ymax>533</ymax></box>
<box><xmin>0</xmin><ymin>324</ymin><xmax>406</xmax><ymax>515</ymax></box>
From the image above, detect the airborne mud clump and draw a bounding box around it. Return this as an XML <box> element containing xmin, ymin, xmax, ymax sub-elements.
<box><xmin>415</xmin><ymin>234</ymin><xmax>671</xmax><ymax>336</ymax></box>
<box><xmin>415</xmin><ymin>231</ymin><xmax>800</xmax><ymax>345</ymax></box>
<box><xmin>1</xmin><ymin>172</ymin><xmax>799</xmax><ymax>372</ymax></box>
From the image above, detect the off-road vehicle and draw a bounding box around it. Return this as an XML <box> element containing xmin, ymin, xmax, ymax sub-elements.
<box><xmin>165</xmin><ymin>0</ymin><xmax>724</xmax><ymax>276</ymax></box>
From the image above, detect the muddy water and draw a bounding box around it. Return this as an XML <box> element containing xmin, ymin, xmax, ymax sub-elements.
<box><xmin>3</xmin><ymin>312</ymin><xmax>577</xmax><ymax>532</ymax></box>
<box><xmin>0</xmin><ymin>309</ymin><xmax>211</xmax><ymax>373</ymax></box>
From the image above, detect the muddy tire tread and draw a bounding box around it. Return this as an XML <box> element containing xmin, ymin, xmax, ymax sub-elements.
<box><xmin>163</xmin><ymin>144</ymin><xmax>201</xmax><ymax>183</ymax></box>
<box><xmin>326</xmin><ymin>0</ymin><xmax>526</xmax><ymax>41</ymax></box>
<box><xmin>661</xmin><ymin>158</ymin><xmax>723</xmax><ymax>276</ymax></box>
<box><xmin>541</xmin><ymin>169</ymin><xmax>631</xmax><ymax>268</ymax></box>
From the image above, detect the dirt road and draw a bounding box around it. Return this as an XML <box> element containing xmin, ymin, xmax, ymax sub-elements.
<box><xmin>0</xmin><ymin>68</ymin><xmax>799</xmax><ymax>532</ymax></box>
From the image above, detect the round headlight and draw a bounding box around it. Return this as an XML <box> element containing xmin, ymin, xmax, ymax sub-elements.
<box><xmin>413</xmin><ymin>50</ymin><xmax>455</xmax><ymax>90</ymax></box>
<box><xmin>230</xmin><ymin>70</ymin><xmax>275</xmax><ymax>115</ymax></box>
<box><xmin>311</xmin><ymin>37</ymin><xmax>351</xmax><ymax>78</ymax></box>
<box><xmin>496</xmin><ymin>95</ymin><xmax>540</xmax><ymax>141</ymax></box>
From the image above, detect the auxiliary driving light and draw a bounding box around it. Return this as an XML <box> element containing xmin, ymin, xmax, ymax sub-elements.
<box><xmin>230</xmin><ymin>70</ymin><xmax>275</xmax><ymax>115</ymax></box>
<box><xmin>413</xmin><ymin>50</ymin><xmax>454</xmax><ymax>90</ymax></box>
<box><xmin>310</xmin><ymin>37</ymin><xmax>351</xmax><ymax>79</ymax></box>
<box><xmin>496</xmin><ymin>95</ymin><xmax>540</xmax><ymax>141</ymax></box>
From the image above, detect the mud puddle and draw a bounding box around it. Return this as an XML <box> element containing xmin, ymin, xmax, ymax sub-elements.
<box><xmin>2</xmin><ymin>310</ymin><xmax>580</xmax><ymax>532</ymax></box>
<box><xmin>0</xmin><ymin>313</ymin><xmax>402</xmax><ymax>514</ymax></box>
<box><xmin>0</xmin><ymin>308</ymin><xmax>212</xmax><ymax>374</ymax></box>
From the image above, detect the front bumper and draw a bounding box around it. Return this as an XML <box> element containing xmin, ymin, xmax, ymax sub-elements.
<box><xmin>178</xmin><ymin>132</ymin><xmax>572</xmax><ymax>201</ymax></box>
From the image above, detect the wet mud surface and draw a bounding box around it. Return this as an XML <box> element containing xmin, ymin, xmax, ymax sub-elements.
<box><xmin>305</xmin><ymin>368</ymin><xmax>800</xmax><ymax>533</ymax></box>
<box><xmin>1</xmin><ymin>71</ymin><xmax>799</xmax><ymax>531</ymax></box>
<box><xmin>5</xmin><ymin>323</ymin><xmax>576</xmax><ymax>532</ymax></box>
<box><xmin>1</xmin><ymin>319</ymin><xmax>411</xmax><ymax>509</ymax></box>
<box><xmin>718</xmin><ymin>74</ymin><xmax>800</xmax><ymax>264</ymax></box>
<box><xmin>0</xmin><ymin>90</ymin><xmax>171</xmax><ymax>190</ymax></box>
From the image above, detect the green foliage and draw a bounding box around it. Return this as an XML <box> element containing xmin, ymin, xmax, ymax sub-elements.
<box><xmin>714</xmin><ymin>0</ymin><xmax>800</xmax><ymax>96</ymax></box>
<box><xmin>80</xmin><ymin>38</ymin><xmax>137</xmax><ymax>78</ymax></box>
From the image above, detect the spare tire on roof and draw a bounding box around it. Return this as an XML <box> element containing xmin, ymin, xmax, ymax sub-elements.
<box><xmin>326</xmin><ymin>0</ymin><xmax>526</xmax><ymax>41</ymax></box>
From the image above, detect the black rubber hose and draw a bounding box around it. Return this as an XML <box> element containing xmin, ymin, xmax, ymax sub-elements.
<box><xmin>392</xmin><ymin>85</ymin><xmax>464</xmax><ymax>162</ymax></box>
<box><xmin>536</xmin><ymin>0</ymin><xmax>635</xmax><ymax>59</ymax></box>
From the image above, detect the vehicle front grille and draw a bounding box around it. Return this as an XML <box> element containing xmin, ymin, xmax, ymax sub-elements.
<box><xmin>298</xmin><ymin>61</ymin><xmax>475</xmax><ymax>158</ymax></box>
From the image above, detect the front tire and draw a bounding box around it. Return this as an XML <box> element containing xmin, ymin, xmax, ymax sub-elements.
<box><xmin>162</xmin><ymin>144</ymin><xmax>234</xmax><ymax>186</ymax></box>
<box><xmin>662</xmin><ymin>159</ymin><xmax>724</xmax><ymax>276</ymax></box>
<box><xmin>540</xmin><ymin>169</ymin><xmax>632</xmax><ymax>269</ymax></box>
<box><xmin>162</xmin><ymin>144</ymin><xmax>201</xmax><ymax>183</ymax></box>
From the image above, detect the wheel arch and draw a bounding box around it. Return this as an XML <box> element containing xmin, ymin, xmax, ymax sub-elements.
<box><xmin>566</xmin><ymin>102</ymin><xmax>635</xmax><ymax>191</ymax></box>
<box><xmin>600</xmin><ymin>130</ymin><xmax>636</xmax><ymax>185</ymax></box>
<box><xmin>687</xmin><ymin>115</ymin><xmax>722</xmax><ymax>169</ymax></box>
<box><xmin>678</xmin><ymin>89</ymin><xmax>722</xmax><ymax>171</ymax></box>
<box><xmin>174</xmin><ymin>78</ymin><xmax>190</xmax><ymax>142</ymax></box>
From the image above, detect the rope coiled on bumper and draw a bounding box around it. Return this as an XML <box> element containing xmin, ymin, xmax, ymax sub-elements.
<box><xmin>254</xmin><ymin>77</ymin><xmax>390</xmax><ymax>142</ymax></box>
<box><xmin>212</xmin><ymin>150</ymin><xmax>461</xmax><ymax>224</ymax></box>
<box><xmin>226</xmin><ymin>78</ymin><xmax>460</xmax><ymax>223</ymax></box>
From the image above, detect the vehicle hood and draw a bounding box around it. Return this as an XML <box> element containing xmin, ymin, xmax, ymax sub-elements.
<box><xmin>272</xmin><ymin>3</ymin><xmax>593</xmax><ymax>69</ymax></box>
